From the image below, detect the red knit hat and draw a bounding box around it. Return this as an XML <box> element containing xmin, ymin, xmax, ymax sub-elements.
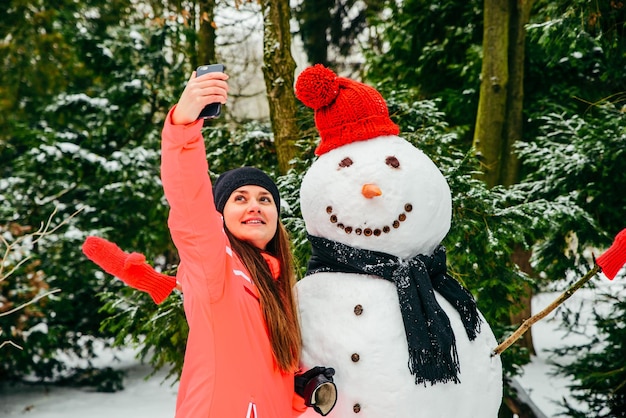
<box><xmin>295</xmin><ymin>64</ymin><xmax>399</xmax><ymax>156</ymax></box>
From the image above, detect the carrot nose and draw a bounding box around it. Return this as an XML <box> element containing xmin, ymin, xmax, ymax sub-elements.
<box><xmin>362</xmin><ymin>183</ymin><xmax>382</xmax><ymax>199</ymax></box>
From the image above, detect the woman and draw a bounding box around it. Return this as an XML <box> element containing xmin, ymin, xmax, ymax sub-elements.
<box><xmin>83</xmin><ymin>69</ymin><xmax>335</xmax><ymax>417</ymax></box>
<box><xmin>161</xmin><ymin>70</ymin><xmax>334</xmax><ymax>417</ymax></box>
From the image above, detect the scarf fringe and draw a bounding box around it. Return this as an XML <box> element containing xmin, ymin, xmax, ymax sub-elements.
<box><xmin>409</xmin><ymin>344</ymin><xmax>461</xmax><ymax>386</ymax></box>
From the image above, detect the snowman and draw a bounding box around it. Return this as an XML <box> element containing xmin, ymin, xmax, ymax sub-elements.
<box><xmin>293</xmin><ymin>65</ymin><xmax>503</xmax><ymax>418</ymax></box>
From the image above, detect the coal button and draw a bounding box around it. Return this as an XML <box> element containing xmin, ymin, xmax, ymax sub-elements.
<box><xmin>354</xmin><ymin>304</ymin><xmax>363</xmax><ymax>315</ymax></box>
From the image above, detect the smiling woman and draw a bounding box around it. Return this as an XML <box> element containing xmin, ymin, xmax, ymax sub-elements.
<box><xmin>222</xmin><ymin>185</ymin><xmax>279</xmax><ymax>250</ymax></box>
<box><xmin>213</xmin><ymin>169</ymin><xmax>280</xmax><ymax>251</ymax></box>
<box><xmin>159</xmin><ymin>66</ymin><xmax>339</xmax><ymax>416</ymax></box>
<box><xmin>99</xmin><ymin>69</ymin><xmax>337</xmax><ymax>417</ymax></box>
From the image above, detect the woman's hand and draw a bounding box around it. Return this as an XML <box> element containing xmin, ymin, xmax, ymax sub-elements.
<box><xmin>171</xmin><ymin>70</ymin><xmax>229</xmax><ymax>125</ymax></box>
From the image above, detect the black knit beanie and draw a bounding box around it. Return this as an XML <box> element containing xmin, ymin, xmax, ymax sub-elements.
<box><xmin>213</xmin><ymin>167</ymin><xmax>281</xmax><ymax>214</ymax></box>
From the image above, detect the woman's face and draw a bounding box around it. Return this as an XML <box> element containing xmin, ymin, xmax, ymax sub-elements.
<box><xmin>223</xmin><ymin>185</ymin><xmax>278</xmax><ymax>250</ymax></box>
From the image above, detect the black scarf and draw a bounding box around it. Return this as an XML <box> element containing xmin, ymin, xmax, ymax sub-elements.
<box><xmin>306</xmin><ymin>234</ymin><xmax>481</xmax><ymax>386</ymax></box>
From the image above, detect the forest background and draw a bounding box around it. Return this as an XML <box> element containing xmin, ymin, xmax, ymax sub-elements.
<box><xmin>0</xmin><ymin>1</ymin><xmax>624</xmax><ymax>417</ymax></box>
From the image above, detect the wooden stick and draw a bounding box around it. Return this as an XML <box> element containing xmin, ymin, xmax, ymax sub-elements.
<box><xmin>491</xmin><ymin>264</ymin><xmax>600</xmax><ymax>356</ymax></box>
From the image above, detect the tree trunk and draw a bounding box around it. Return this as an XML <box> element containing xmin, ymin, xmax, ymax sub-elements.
<box><xmin>474</xmin><ymin>0</ymin><xmax>537</xmax><ymax>358</ymax></box>
<box><xmin>473</xmin><ymin>0</ymin><xmax>510</xmax><ymax>188</ymax></box>
<box><xmin>260</xmin><ymin>0</ymin><xmax>300</xmax><ymax>174</ymax></box>
<box><xmin>501</xmin><ymin>0</ymin><xmax>534</xmax><ymax>187</ymax></box>
<box><xmin>197</xmin><ymin>0</ymin><xmax>217</xmax><ymax>68</ymax></box>
<box><xmin>474</xmin><ymin>0</ymin><xmax>533</xmax><ymax>187</ymax></box>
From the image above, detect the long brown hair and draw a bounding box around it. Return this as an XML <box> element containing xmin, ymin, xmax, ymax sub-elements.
<box><xmin>225</xmin><ymin>222</ymin><xmax>302</xmax><ymax>372</ymax></box>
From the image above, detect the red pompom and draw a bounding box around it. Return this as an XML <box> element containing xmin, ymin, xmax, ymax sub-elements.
<box><xmin>295</xmin><ymin>64</ymin><xmax>340</xmax><ymax>110</ymax></box>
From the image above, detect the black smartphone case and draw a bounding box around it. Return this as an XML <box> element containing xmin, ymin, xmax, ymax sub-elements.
<box><xmin>196</xmin><ymin>64</ymin><xmax>225</xmax><ymax>119</ymax></box>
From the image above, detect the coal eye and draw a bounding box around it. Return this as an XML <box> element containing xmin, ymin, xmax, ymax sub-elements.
<box><xmin>386</xmin><ymin>156</ymin><xmax>400</xmax><ymax>168</ymax></box>
<box><xmin>338</xmin><ymin>157</ymin><xmax>353</xmax><ymax>168</ymax></box>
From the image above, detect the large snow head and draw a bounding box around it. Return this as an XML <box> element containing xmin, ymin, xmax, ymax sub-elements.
<box><xmin>296</xmin><ymin>65</ymin><xmax>451</xmax><ymax>259</ymax></box>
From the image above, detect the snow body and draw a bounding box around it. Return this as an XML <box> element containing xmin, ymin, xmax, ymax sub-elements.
<box><xmin>296</xmin><ymin>135</ymin><xmax>502</xmax><ymax>418</ymax></box>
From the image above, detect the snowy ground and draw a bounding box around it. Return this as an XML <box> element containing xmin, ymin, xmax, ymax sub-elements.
<box><xmin>1</xmin><ymin>272</ymin><xmax>623</xmax><ymax>418</ymax></box>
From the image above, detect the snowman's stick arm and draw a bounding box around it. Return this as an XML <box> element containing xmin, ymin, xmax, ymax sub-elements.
<box><xmin>491</xmin><ymin>264</ymin><xmax>599</xmax><ymax>357</ymax></box>
<box><xmin>492</xmin><ymin>227</ymin><xmax>626</xmax><ymax>357</ymax></box>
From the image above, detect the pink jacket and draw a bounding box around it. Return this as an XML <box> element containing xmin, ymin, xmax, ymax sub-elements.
<box><xmin>161</xmin><ymin>108</ymin><xmax>306</xmax><ymax>418</ymax></box>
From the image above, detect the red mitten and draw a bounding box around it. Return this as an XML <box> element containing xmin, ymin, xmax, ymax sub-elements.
<box><xmin>596</xmin><ymin>228</ymin><xmax>626</xmax><ymax>280</ymax></box>
<box><xmin>82</xmin><ymin>236</ymin><xmax>177</xmax><ymax>304</ymax></box>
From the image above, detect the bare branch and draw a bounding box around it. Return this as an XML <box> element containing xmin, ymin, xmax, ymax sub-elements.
<box><xmin>0</xmin><ymin>340</ymin><xmax>23</xmax><ymax>350</ymax></box>
<box><xmin>1</xmin><ymin>207</ymin><xmax>83</xmax><ymax>281</ymax></box>
<box><xmin>492</xmin><ymin>264</ymin><xmax>600</xmax><ymax>356</ymax></box>
<box><xmin>0</xmin><ymin>289</ymin><xmax>62</xmax><ymax>318</ymax></box>
<box><xmin>1</xmin><ymin>207</ymin><xmax>83</xmax><ymax>351</ymax></box>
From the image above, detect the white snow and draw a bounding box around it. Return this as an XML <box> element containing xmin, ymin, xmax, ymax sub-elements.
<box><xmin>0</xmin><ymin>361</ymin><xmax>178</xmax><ymax>418</ymax></box>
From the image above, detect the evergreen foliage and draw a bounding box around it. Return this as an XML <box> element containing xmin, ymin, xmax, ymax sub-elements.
<box><xmin>552</xmin><ymin>294</ymin><xmax>626</xmax><ymax>417</ymax></box>
<box><xmin>361</xmin><ymin>1</ymin><xmax>625</xmax><ymax>409</ymax></box>
<box><xmin>363</xmin><ymin>0</ymin><xmax>484</xmax><ymax>133</ymax></box>
<box><xmin>517</xmin><ymin>106</ymin><xmax>625</xmax><ymax>278</ymax></box>
<box><xmin>525</xmin><ymin>0</ymin><xmax>626</xmax><ymax>117</ymax></box>
<box><xmin>1</xmin><ymin>1</ymin><xmax>624</xmax><ymax>413</ymax></box>
<box><xmin>517</xmin><ymin>105</ymin><xmax>626</xmax><ymax>417</ymax></box>
<box><xmin>0</xmin><ymin>5</ymin><xmax>185</xmax><ymax>384</ymax></box>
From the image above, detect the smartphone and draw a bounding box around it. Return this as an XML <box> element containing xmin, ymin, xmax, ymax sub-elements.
<box><xmin>196</xmin><ymin>64</ymin><xmax>225</xmax><ymax>119</ymax></box>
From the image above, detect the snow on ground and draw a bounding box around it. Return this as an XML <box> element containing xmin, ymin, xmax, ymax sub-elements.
<box><xmin>0</xmin><ymin>344</ymin><xmax>178</xmax><ymax>418</ymax></box>
<box><xmin>1</xmin><ymin>272</ymin><xmax>623</xmax><ymax>418</ymax></box>
<box><xmin>0</xmin><ymin>361</ymin><xmax>178</xmax><ymax>418</ymax></box>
